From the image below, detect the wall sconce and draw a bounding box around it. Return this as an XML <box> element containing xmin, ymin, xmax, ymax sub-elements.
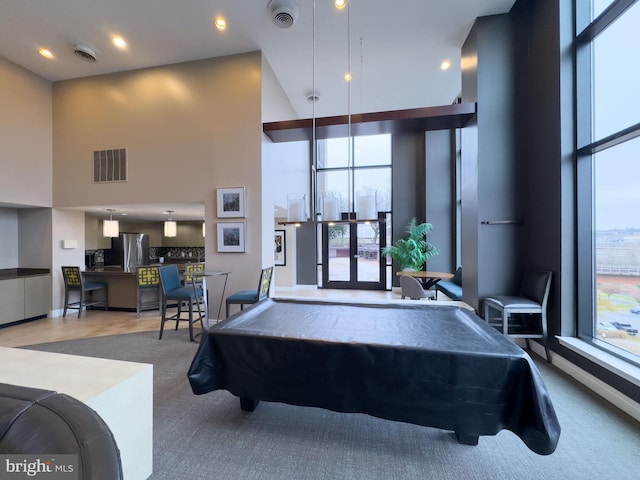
<box><xmin>164</xmin><ymin>210</ymin><xmax>177</xmax><ymax>237</ymax></box>
<box><xmin>103</xmin><ymin>209</ymin><xmax>119</xmax><ymax>237</ymax></box>
<box><xmin>202</xmin><ymin>220</ymin><xmax>206</xmax><ymax>237</ymax></box>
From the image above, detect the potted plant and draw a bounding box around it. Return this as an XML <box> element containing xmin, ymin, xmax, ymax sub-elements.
<box><xmin>382</xmin><ymin>218</ymin><xmax>439</xmax><ymax>271</ymax></box>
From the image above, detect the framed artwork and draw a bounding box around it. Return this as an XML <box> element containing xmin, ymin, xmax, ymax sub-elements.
<box><xmin>217</xmin><ymin>187</ymin><xmax>246</xmax><ymax>218</ymax></box>
<box><xmin>274</xmin><ymin>230</ymin><xmax>286</xmax><ymax>266</ymax></box>
<box><xmin>217</xmin><ymin>222</ymin><xmax>245</xmax><ymax>253</ymax></box>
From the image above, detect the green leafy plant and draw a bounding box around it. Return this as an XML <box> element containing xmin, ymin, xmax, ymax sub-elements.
<box><xmin>382</xmin><ymin>218</ymin><xmax>439</xmax><ymax>271</ymax></box>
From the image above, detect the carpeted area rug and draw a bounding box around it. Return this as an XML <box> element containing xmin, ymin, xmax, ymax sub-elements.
<box><xmin>22</xmin><ymin>331</ymin><xmax>640</xmax><ymax>480</ymax></box>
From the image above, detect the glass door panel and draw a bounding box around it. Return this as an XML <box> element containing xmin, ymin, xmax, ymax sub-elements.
<box><xmin>323</xmin><ymin>220</ymin><xmax>385</xmax><ymax>290</ymax></box>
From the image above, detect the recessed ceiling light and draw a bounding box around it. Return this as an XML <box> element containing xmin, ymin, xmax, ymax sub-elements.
<box><xmin>344</xmin><ymin>72</ymin><xmax>352</xmax><ymax>82</ymax></box>
<box><xmin>112</xmin><ymin>36</ymin><xmax>127</xmax><ymax>49</ymax></box>
<box><xmin>440</xmin><ymin>60</ymin><xmax>451</xmax><ymax>71</ymax></box>
<box><xmin>38</xmin><ymin>48</ymin><xmax>54</xmax><ymax>59</ymax></box>
<box><xmin>214</xmin><ymin>16</ymin><xmax>227</xmax><ymax>31</ymax></box>
<box><xmin>335</xmin><ymin>0</ymin><xmax>347</xmax><ymax>10</ymax></box>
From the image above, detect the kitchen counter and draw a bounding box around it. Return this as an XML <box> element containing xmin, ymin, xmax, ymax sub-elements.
<box><xmin>84</xmin><ymin>269</ymin><xmax>140</xmax><ymax>310</ymax></box>
<box><xmin>86</xmin><ymin>266</ymin><xmax>136</xmax><ymax>275</ymax></box>
<box><xmin>0</xmin><ymin>268</ymin><xmax>50</xmax><ymax>280</ymax></box>
<box><xmin>84</xmin><ymin>264</ymin><xmax>205</xmax><ymax>311</ymax></box>
<box><xmin>87</xmin><ymin>262</ymin><xmax>200</xmax><ymax>274</ymax></box>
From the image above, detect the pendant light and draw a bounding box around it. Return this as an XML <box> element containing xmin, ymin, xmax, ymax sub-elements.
<box><xmin>103</xmin><ymin>209</ymin><xmax>119</xmax><ymax>237</ymax></box>
<box><xmin>164</xmin><ymin>210</ymin><xmax>177</xmax><ymax>237</ymax></box>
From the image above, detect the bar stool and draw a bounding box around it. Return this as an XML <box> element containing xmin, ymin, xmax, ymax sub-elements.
<box><xmin>61</xmin><ymin>266</ymin><xmax>108</xmax><ymax>318</ymax></box>
<box><xmin>159</xmin><ymin>265</ymin><xmax>204</xmax><ymax>341</ymax></box>
<box><xmin>136</xmin><ymin>266</ymin><xmax>161</xmax><ymax>318</ymax></box>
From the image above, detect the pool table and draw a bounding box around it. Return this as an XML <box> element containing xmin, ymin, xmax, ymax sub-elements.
<box><xmin>188</xmin><ymin>298</ymin><xmax>560</xmax><ymax>455</ymax></box>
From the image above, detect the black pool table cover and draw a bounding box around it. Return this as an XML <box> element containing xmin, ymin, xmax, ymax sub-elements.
<box><xmin>188</xmin><ymin>298</ymin><xmax>560</xmax><ymax>455</ymax></box>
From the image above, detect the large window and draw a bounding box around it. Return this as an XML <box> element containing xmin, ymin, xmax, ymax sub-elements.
<box><xmin>316</xmin><ymin>134</ymin><xmax>392</xmax><ymax>288</ymax></box>
<box><xmin>577</xmin><ymin>0</ymin><xmax>640</xmax><ymax>361</ymax></box>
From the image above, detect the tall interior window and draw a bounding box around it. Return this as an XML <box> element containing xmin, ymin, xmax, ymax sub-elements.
<box><xmin>577</xmin><ymin>0</ymin><xmax>640</xmax><ymax>361</ymax></box>
<box><xmin>316</xmin><ymin>134</ymin><xmax>392</xmax><ymax>288</ymax></box>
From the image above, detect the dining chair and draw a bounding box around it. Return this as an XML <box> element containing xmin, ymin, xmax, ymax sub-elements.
<box><xmin>136</xmin><ymin>266</ymin><xmax>161</xmax><ymax>318</ymax></box>
<box><xmin>399</xmin><ymin>275</ymin><xmax>436</xmax><ymax>300</ymax></box>
<box><xmin>483</xmin><ymin>269</ymin><xmax>552</xmax><ymax>361</ymax></box>
<box><xmin>61</xmin><ymin>266</ymin><xmax>108</xmax><ymax>318</ymax></box>
<box><xmin>225</xmin><ymin>266</ymin><xmax>273</xmax><ymax>317</ymax></box>
<box><xmin>158</xmin><ymin>265</ymin><xmax>204</xmax><ymax>341</ymax></box>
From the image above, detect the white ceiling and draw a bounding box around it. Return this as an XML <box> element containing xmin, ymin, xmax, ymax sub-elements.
<box><xmin>1</xmin><ymin>0</ymin><xmax>515</xmax><ymax>220</ymax></box>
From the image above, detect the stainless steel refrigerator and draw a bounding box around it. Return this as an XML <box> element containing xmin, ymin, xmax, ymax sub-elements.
<box><xmin>104</xmin><ymin>233</ymin><xmax>150</xmax><ymax>272</ymax></box>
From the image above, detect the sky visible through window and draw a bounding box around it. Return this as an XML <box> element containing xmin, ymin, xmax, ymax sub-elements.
<box><xmin>593</xmin><ymin>0</ymin><xmax>640</xmax><ymax>355</ymax></box>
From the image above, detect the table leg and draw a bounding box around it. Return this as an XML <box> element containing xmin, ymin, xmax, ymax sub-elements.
<box><xmin>455</xmin><ymin>432</ymin><xmax>479</xmax><ymax>446</ymax></box>
<box><xmin>240</xmin><ymin>397</ymin><xmax>260</xmax><ymax>412</ymax></box>
<box><xmin>216</xmin><ymin>273</ymin><xmax>229</xmax><ymax>322</ymax></box>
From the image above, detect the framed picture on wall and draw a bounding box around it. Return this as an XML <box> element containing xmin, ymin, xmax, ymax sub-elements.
<box><xmin>274</xmin><ymin>230</ymin><xmax>286</xmax><ymax>266</ymax></box>
<box><xmin>217</xmin><ymin>187</ymin><xmax>246</xmax><ymax>218</ymax></box>
<box><xmin>217</xmin><ymin>222</ymin><xmax>245</xmax><ymax>252</ymax></box>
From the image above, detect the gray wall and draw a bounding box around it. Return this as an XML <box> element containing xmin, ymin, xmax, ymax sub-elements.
<box><xmin>425</xmin><ymin>130</ymin><xmax>455</xmax><ymax>273</ymax></box>
<box><xmin>389</xmin><ymin>132</ymin><xmax>426</xmax><ymax>285</ymax></box>
<box><xmin>461</xmin><ymin>14</ymin><xmax>520</xmax><ymax>310</ymax></box>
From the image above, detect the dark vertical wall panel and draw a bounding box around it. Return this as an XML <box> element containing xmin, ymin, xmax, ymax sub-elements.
<box><xmin>295</xmin><ymin>223</ymin><xmax>317</xmax><ymax>285</ymax></box>
<box><xmin>461</xmin><ymin>14</ymin><xmax>520</xmax><ymax>310</ymax></box>
<box><xmin>425</xmin><ymin>130</ymin><xmax>454</xmax><ymax>273</ymax></box>
<box><xmin>390</xmin><ymin>132</ymin><xmax>425</xmax><ymax>285</ymax></box>
<box><xmin>511</xmin><ymin>0</ymin><xmax>576</xmax><ymax>344</ymax></box>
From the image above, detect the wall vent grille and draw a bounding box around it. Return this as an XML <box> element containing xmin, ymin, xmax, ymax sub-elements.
<box><xmin>93</xmin><ymin>148</ymin><xmax>127</xmax><ymax>183</ymax></box>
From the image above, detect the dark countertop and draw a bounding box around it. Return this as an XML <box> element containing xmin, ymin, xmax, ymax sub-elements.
<box><xmin>0</xmin><ymin>268</ymin><xmax>51</xmax><ymax>280</ymax></box>
<box><xmin>85</xmin><ymin>266</ymin><xmax>136</xmax><ymax>275</ymax></box>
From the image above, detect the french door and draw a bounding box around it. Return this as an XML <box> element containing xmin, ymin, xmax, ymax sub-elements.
<box><xmin>321</xmin><ymin>219</ymin><xmax>386</xmax><ymax>290</ymax></box>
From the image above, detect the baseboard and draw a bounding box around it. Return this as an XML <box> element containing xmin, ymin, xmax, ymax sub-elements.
<box><xmin>528</xmin><ymin>341</ymin><xmax>640</xmax><ymax>423</ymax></box>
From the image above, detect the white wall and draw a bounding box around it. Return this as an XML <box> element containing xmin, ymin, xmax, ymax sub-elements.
<box><xmin>261</xmin><ymin>54</ymin><xmax>310</xmax><ymax>288</ymax></box>
<box><xmin>52</xmin><ymin>53</ymin><xmax>263</xmax><ymax>312</ymax></box>
<box><xmin>0</xmin><ymin>57</ymin><xmax>52</xmax><ymax>207</ymax></box>
<box><xmin>51</xmin><ymin>209</ymin><xmax>86</xmax><ymax>313</ymax></box>
<box><xmin>262</xmin><ymin>138</ymin><xmax>310</xmax><ymax>288</ymax></box>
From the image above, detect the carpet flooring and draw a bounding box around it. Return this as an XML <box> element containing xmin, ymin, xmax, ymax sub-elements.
<box><xmin>22</xmin><ymin>331</ymin><xmax>640</xmax><ymax>480</ymax></box>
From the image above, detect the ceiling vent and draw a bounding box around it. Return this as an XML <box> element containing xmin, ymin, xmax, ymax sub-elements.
<box><xmin>74</xmin><ymin>44</ymin><xmax>97</xmax><ymax>63</ymax></box>
<box><xmin>268</xmin><ymin>0</ymin><xmax>298</xmax><ymax>29</ymax></box>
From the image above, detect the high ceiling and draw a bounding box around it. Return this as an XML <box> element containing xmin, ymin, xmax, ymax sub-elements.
<box><xmin>1</xmin><ymin>0</ymin><xmax>515</xmax><ymax>220</ymax></box>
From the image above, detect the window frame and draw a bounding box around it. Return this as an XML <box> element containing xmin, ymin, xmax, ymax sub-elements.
<box><xmin>575</xmin><ymin>0</ymin><xmax>640</xmax><ymax>364</ymax></box>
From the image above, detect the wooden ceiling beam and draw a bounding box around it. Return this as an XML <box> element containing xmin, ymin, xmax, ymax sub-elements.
<box><xmin>263</xmin><ymin>103</ymin><xmax>477</xmax><ymax>143</ymax></box>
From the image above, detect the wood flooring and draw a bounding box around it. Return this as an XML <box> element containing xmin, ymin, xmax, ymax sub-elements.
<box><xmin>0</xmin><ymin>287</ymin><xmax>400</xmax><ymax>348</ymax></box>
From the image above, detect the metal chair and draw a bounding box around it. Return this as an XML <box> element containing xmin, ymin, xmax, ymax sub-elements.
<box><xmin>225</xmin><ymin>266</ymin><xmax>273</xmax><ymax>317</ymax></box>
<box><xmin>399</xmin><ymin>274</ymin><xmax>436</xmax><ymax>300</ymax></box>
<box><xmin>61</xmin><ymin>266</ymin><xmax>108</xmax><ymax>318</ymax></box>
<box><xmin>136</xmin><ymin>266</ymin><xmax>160</xmax><ymax>318</ymax></box>
<box><xmin>483</xmin><ymin>269</ymin><xmax>552</xmax><ymax>361</ymax></box>
<box><xmin>158</xmin><ymin>265</ymin><xmax>204</xmax><ymax>341</ymax></box>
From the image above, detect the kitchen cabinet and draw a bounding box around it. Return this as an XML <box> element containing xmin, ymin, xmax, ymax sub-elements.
<box><xmin>0</xmin><ymin>278</ymin><xmax>25</xmax><ymax>326</ymax></box>
<box><xmin>162</xmin><ymin>223</ymin><xmax>204</xmax><ymax>247</ymax></box>
<box><xmin>24</xmin><ymin>274</ymin><xmax>51</xmax><ymax>319</ymax></box>
<box><xmin>0</xmin><ymin>273</ymin><xmax>51</xmax><ymax>326</ymax></box>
